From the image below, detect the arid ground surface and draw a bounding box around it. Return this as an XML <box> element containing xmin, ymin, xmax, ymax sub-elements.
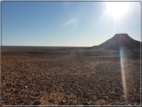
<box><xmin>2</xmin><ymin>47</ymin><xmax>141</xmax><ymax>105</ymax></box>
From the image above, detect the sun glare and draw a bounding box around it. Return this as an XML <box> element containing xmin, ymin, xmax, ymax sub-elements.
<box><xmin>105</xmin><ymin>2</ymin><xmax>129</xmax><ymax>21</ymax></box>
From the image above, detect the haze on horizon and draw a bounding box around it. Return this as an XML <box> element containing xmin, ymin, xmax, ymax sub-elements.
<box><xmin>2</xmin><ymin>2</ymin><xmax>141</xmax><ymax>47</ymax></box>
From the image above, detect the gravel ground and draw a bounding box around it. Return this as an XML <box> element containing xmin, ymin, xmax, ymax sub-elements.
<box><xmin>2</xmin><ymin>51</ymin><xmax>140</xmax><ymax>105</ymax></box>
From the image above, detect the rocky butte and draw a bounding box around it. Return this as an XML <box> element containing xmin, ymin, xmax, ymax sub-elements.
<box><xmin>95</xmin><ymin>33</ymin><xmax>140</xmax><ymax>50</ymax></box>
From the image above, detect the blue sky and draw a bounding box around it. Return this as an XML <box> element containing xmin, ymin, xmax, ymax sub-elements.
<box><xmin>2</xmin><ymin>1</ymin><xmax>141</xmax><ymax>46</ymax></box>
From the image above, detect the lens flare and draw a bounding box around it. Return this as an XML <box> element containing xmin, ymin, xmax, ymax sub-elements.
<box><xmin>120</xmin><ymin>47</ymin><xmax>128</xmax><ymax>103</ymax></box>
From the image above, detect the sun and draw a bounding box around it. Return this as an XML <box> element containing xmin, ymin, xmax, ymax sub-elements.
<box><xmin>105</xmin><ymin>2</ymin><xmax>129</xmax><ymax>21</ymax></box>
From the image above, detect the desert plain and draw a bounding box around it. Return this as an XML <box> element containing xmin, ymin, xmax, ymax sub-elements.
<box><xmin>1</xmin><ymin>46</ymin><xmax>141</xmax><ymax>105</ymax></box>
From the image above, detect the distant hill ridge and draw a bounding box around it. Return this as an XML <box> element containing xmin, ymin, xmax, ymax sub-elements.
<box><xmin>94</xmin><ymin>33</ymin><xmax>140</xmax><ymax>50</ymax></box>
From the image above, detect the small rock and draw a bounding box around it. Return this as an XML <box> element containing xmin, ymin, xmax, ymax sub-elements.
<box><xmin>62</xmin><ymin>100</ymin><xmax>66</xmax><ymax>103</ymax></box>
<box><xmin>88</xmin><ymin>93</ymin><xmax>91</xmax><ymax>95</ymax></box>
<box><xmin>105</xmin><ymin>96</ymin><xmax>109</xmax><ymax>100</ymax></box>
<box><xmin>83</xmin><ymin>102</ymin><xmax>90</xmax><ymax>105</ymax></box>
<box><xmin>60</xmin><ymin>99</ymin><xmax>66</xmax><ymax>105</ymax></box>
<box><xmin>32</xmin><ymin>92</ymin><xmax>40</xmax><ymax>97</ymax></box>
<box><xmin>25</xmin><ymin>85</ymin><xmax>27</xmax><ymax>89</ymax></box>
<box><xmin>110</xmin><ymin>91</ymin><xmax>114</xmax><ymax>94</ymax></box>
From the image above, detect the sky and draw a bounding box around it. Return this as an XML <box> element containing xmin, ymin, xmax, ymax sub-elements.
<box><xmin>1</xmin><ymin>1</ymin><xmax>141</xmax><ymax>47</ymax></box>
